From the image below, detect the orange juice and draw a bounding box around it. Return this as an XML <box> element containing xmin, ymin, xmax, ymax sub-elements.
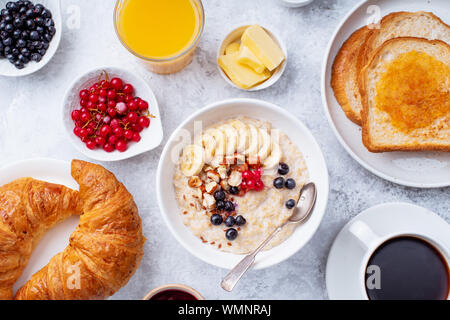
<box><xmin>114</xmin><ymin>0</ymin><xmax>204</xmax><ymax>73</ymax></box>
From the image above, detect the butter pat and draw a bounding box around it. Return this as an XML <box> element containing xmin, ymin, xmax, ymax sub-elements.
<box><xmin>237</xmin><ymin>45</ymin><xmax>266</xmax><ymax>74</ymax></box>
<box><xmin>225</xmin><ymin>42</ymin><xmax>240</xmax><ymax>55</ymax></box>
<box><xmin>241</xmin><ymin>25</ymin><xmax>285</xmax><ymax>71</ymax></box>
<box><xmin>218</xmin><ymin>53</ymin><xmax>271</xmax><ymax>89</ymax></box>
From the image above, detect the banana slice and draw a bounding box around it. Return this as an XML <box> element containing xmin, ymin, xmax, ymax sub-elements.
<box><xmin>245</xmin><ymin>123</ymin><xmax>259</xmax><ymax>158</ymax></box>
<box><xmin>263</xmin><ymin>129</ymin><xmax>282</xmax><ymax>169</ymax></box>
<box><xmin>180</xmin><ymin>144</ymin><xmax>205</xmax><ymax>176</ymax></box>
<box><xmin>228</xmin><ymin>120</ymin><xmax>249</xmax><ymax>154</ymax></box>
<box><xmin>207</xmin><ymin>128</ymin><xmax>226</xmax><ymax>167</ymax></box>
<box><xmin>195</xmin><ymin>132</ymin><xmax>216</xmax><ymax>163</ymax></box>
<box><xmin>220</xmin><ymin>124</ymin><xmax>238</xmax><ymax>156</ymax></box>
<box><xmin>257</xmin><ymin>128</ymin><xmax>271</xmax><ymax>160</ymax></box>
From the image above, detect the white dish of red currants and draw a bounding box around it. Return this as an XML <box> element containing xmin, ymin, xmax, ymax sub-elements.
<box><xmin>62</xmin><ymin>67</ymin><xmax>163</xmax><ymax>161</ymax></box>
<box><xmin>0</xmin><ymin>0</ymin><xmax>61</xmax><ymax>77</ymax></box>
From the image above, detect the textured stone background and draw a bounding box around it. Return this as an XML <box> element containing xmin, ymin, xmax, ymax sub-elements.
<box><xmin>0</xmin><ymin>0</ymin><xmax>448</xmax><ymax>300</ymax></box>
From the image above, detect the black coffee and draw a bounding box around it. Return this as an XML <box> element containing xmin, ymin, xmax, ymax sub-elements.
<box><xmin>365</xmin><ymin>236</ymin><xmax>449</xmax><ymax>300</ymax></box>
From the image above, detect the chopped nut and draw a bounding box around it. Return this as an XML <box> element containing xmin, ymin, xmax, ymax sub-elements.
<box><xmin>206</xmin><ymin>170</ymin><xmax>220</xmax><ymax>183</ymax></box>
<box><xmin>204</xmin><ymin>165</ymin><xmax>214</xmax><ymax>172</ymax></box>
<box><xmin>188</xmin><ymin>176</ymin><xmax>202</xmax><ymax>188</ymax></box>
<box><xmin>228</xmin><ymin>170</ymin><xmax>242</xmax><ymax>187</ymax></box>
<box><xmin>202</xmin><ymin>193</ymin><xmax>216</xmax><ymax>209</ymax></box>
<box><xmin>205</xmin><ymin>181</ymin><xmax>218</xmax><ymax>194</ymax></box>
<box><xmin>234</xmin><ymin>163</ymin><xmax>249</xmax><ymax>172</ymax></box>
<box><xmin>220</xmin><ymin>179</ymin><xmax>229</xmax><ymax>190</ymax></box>
<box><xmin>217</xmin><ymin>166</ymin><xmax>228</xmax><ymax>179</ymax></box>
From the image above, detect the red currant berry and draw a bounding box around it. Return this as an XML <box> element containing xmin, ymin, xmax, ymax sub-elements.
<box><xmin>124</xmin><ymin>94</ymin><xmax>133</xmax><ymax>103</ymax></box>
<box><xmin>99</xmin><ymin>89</ymin><xmax>107</xmax><ymax>98</ymax></box>
<box><xmin>89</xmin><ymin>94</ymin><xmax>99</xmax><ymax>103</ymax></box>
<box><xmin>122</xmin><ymin>84</ymin><xmax>134</xmax><ymax>95</ymax></box>
<box><xmin>138</xmin><ymin>116</ymin><xmax>150</xmax><ymax>128</ymax></box>
<box><xmin>73</xmin><ymin>127</ymin><xmax>82</xmax><ymax>137</ymax></box>
<box><xmin>108</xmin><ymin>135</ymin><xmax>118</xmax><ymax>145</ymax></box>
<box><xmin>79</xmin><ymin>128</ymin><xmax>89</xmax><ymax>138</ymax></box>
<box><xmin>86</xmin><ymin>140</ymin><xmax>96</xmax><ymax>150</ymax></box>
<box><xmin>127</xmin><ymin>100</ymin><xmax>138</xmax><ymax>111</ymax></box>
<box><xmin>100</xmin><ymin>80</ymin><xmax>110</xmax><ymax>89</ymax></box>
<box><xmin>110</xmin><ymin>118</ymin><xmax>121</xmax><ymax>129</ymax></box>
<box><xmin>80</xmin><ymin>99</ymin><xmax>88</xmax><ymax>107</ymax></box>
<box><xmin>97</xmin><ymin>103</ymin><xmax>107</xmax><ymax>112</ymax></box>
<box><xmin>107</xmin><ymin>107</ymin><xmax>117</xmax><ymax>117</ymax></box>
<box><xmin>242</xmin><ymin>170</ymin><xmax>254</xmax><ymax>180</ymax></box>
<box><xmin>254</xmin><ymin>180</ymin><xmax>264</xmax><ymax>191</ymax></box>
<box><xmin>117</xmin><ymin>95</ymin><xmax>125</xmax><ymax>103</ymax></box>
<box><xmin>110</xmin><ymin>78</ymin><xmax>123</xmax><ymax>91</ymax></box>
<box><xmin>86</xmin><ymin>127</ymin><xmax>95</xmax><ymax>136</ymax></box>
<box><xmin>107</xmin><ymin>100</ymin><xmax>117</xmax><ymax>109</ymax></box>
<box><xmin>107</xmin><ymin>90</ymin><xmax>117</xmax><ymax>100</ymax></box>
<box><xmin>131</xmin><ymin>123</ymin><xmax>143</xmax><ymax>133</ymax></box>
<box><xmin>79</xmin><ymin>89</ymin><xmax>89</xmax><ymax>100</ymax></box>
<box><xmin>88</xmin><ymin>121</ymin><xmax>97</xmax><ymax>129</ymax></box>
<box><xmin>86</xmin><ymin>101</ymin><xmax>96</xmax><ymax>110</ymax></box>
<box><xmin>116</xmin><ymin>102</ymin><xmax>127</xmax><ymax>114</ymax></box>
<box><xmin>113</xmin><ymin>126</ymin><xmax>123</xmax><ymax>137</ymax></box>
<box><xmin>124</xmin><ymin>129</ymin><xmax>134</xmax><ymax>140</ymax></box>
<box><xmin>95</xmin><ymin>136</ymin><xmax>106</xmax><ymax>146</ymax></box>
<box><xmin>116</xmin><ymin>140</ymin><xmax>128</xmax><ymax>152</ymax></box>
<box><xmin>80</xmin><ymin>112</ymin><xmax>90</xmax><ymax>123</ymax></box>
<box><xmin>99</xmin><ymin>125</ymin><xmax>112</xmax><ymax>137</ymax></box>
<box><xmin>103</xmin><ymin>143</ymin><xmax>114</xmax><ymax>152</ymax></box>
<box><xmin>138</xmin><ymin>100</ymin><xmax>149</xmax><ymax>110</ymax></box>
<box><xmin>246</xmin><ymin>179</ymin><xmax>256</xmax><ymax>190</ymax></box>
<box><xmin>75</xmin><ymin>121</ymin><xmax>83</xmax><ymax>128</ymax></box>
<box><xmin>127</xmin><ymin>112</ymin><xmax>138</xmax><ymax>123</ymax></box>
<box><xmin>132</xmin><ymin>132</ymin><xmax>141</xmax><ymax>142</ymax></box>
<box><xmin>71</xmin><ymin>110</ymin><xmax>81</xmax><ymax>121</ymax></box>
<box><xmin>98</xmin><ymin>97</ymin><xmax>106</xmax><ymax>104</ymax></box>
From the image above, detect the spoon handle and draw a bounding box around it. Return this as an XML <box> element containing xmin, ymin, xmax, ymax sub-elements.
<box><xmin>221</xmin><ymin>225</ymin><xmax>284</xmax><ymax>292</ymax></box>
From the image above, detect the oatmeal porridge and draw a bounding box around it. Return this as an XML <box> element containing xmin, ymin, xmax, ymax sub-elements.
<box><xmin>173</xmin><ymin>117</ymin><xmax>309</xmax><ymax>254</ymax></box>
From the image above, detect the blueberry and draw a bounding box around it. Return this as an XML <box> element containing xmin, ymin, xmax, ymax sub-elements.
<box><xmin>216</xmin><ymin>200</ymin><xmax>225</xmax><ymax>211</ymax></box>
<box><xmin>0</xmin><ymin>22</ymin><xmax>6</xmax><ymax>31</ymax></box>
<box><xmin>44</xmin><ymin>18</ymin><xmax>54</xmax><ymax>27</ymax></box>
<box><xmin>0</xmin><ymin>30</ymin><xmax>8</xmax><ymax>39</ymax></box>
<box><xmin>225</xmin><ymin>216</ymin><xmax>236</xmax><ymax>227</ymax></box>
<box><xmin>285</xmin><ymin>199</ymin><xmax>296</xmax><ymax>209</ymax></box>
<box><xmin>14</xmin><ymin>60</ymin><xmax>24</xmax><ymax>69</ymax></box>
<box><xmin>16</xmin><ymin>39</ymin><xmax>26</xmax><ymax>48</ymax></box>
<box><xmin>273</xmin><ymin>177</ymin><xmax>285</xmax><ymax>189</ymax></box>
<box><xmin>3</xmin><ymin>45</ymin><xmax>11</xmax><ymax>55</ymax></box>
<box><xmin>38</xmin><ymin>48</ymin><xmax>46</xmax><ymax>56</ymax></box>
<box><xmin>13</xmin><ymin>17</ymin><xmax>23</xmax><ymax>28</ymax></box>
<box><xmin>11</xmin><ymin>47</ymin><xmax>19</xmax><ymax>56</ymax></box>
<box><xmin>21</xmin><ymin>30</ymin><xmax>29</xmax><ymax>39</ymax></box>
<box><xmin>285</xmin><ymin>179</ymin><xmax>296</xmax><ymax>190</ymax></box>
<box><xmin>35</xmin><ymin>17</ymin><xmax>44</xmax><ymax>26</ymax></box>
<box><xmin>47</xmin><ymin>26</ymin><xmax>55</xmax><ymax>36</ymax></box>
<box><xmin>41</xmin><ymin>40</ymin><xmax>48</xmax><ymax>49</ymax></box>
<box><xmin>29</xmin><ymin>30</ymin><xmax>39</xmax><ymax>40</ymax></box>
<box><xmin>210</xmin><ymin>214</ymin><xmax>223</xmax><ymax>226</ymax></box>
<box><xmin>6</xmin><ymin>53</ymin><xmax>15</xmax><ymax>62</ymax></box>
<box><xmin>34</xmin><ymin>4</ymin><xmax>44</xmax><ymax>15</ymax></box>
<box><xmin>3</xmin><ymin>37</ymin><xmax>12</xmax><ymax>46</ymax></box>
<box><xmin>25</xmin><ymin>8</ymin><xmax>34</xmax><ymax>18</ymax></box>
<box><xmin>12</xmin><ymin>29</ymin><xmax>21</xmax><ymax>39</ymax></box>
<box><xmin>5</xmin><ymin>23</ymin><xmax>13</xmax><ymax>33</ymax></box>
<box><xmin>235</xmin><ymin>215</ymin><xmax>246</xmax><ymax>226</ymax></box>
<box><xmin>18</xmin><ymin>6</ymin><xmax>27</xmax><ymax>15</ymax></box>
<box><xmin>41</xmin><ymin>9</ymin><xmax>51</xmax><ymax>19</ymax></box>
<box><xmin>1</xmin><ymin>9</ymin><xmax>10</xmax><ymax>17</ymax></box>
<box><xmin>25</xmin><ymin>19</ymin><xmax>35</xmax><ymax>29</ymax></box>
<box><xmin>20</xmin><ymin>47</ymin><xmax>29</xmax><ymax>56</ymax></box>
<box><xmin>224</xmin><ymin>201</ymin><xmax>235</xmax><ymax>212</ymax></box>
<box><xmin>18</xmin><ymin>54</ymin><xmax>28</xmax><ymax>63</ymax></box>
<box><xmin>32</xmin><ymin>40</ymin><xmax>41</xmax><ymax>49</ymax></box>
<box><xmin>229</xmin><ymin>186</ymin><xmax>239</xmax><ymax>195</ymax></box>
<box><xmin>4</xmin><ymin>15</ymin><xmax>12</xmax><ymax>24</ymax></box>
<box><xmin>214</xmin><ymin>190</ymin><xmax>226</xmax><ymax>202</ymax></box>
<box><xmin>30</xmin><ymin>52</ymin><xmax>41</xmax><ymax>62</ymax></box>
<box><xmin>225</xmin><ymin>228</ymin><xmax>238</xmax><ymax>241</ymax></box>
<box><xmin>36</xmin><ymin>26</ymin><xmax>44</xmax><ymax>34</ymax></box>
<box><xmin>6</xmin><ymin>2</ymin><xmax>18</xmax><ymax>12</ymax></box>
<box><xmin>278</xmin><ymin>163</ymin><xmax>289</xmax><ymax>175</ymax></box>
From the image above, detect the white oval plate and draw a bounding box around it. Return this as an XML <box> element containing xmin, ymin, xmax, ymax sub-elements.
<box><xmin>62</xmin><ymin>67</ymin><xmax>163</xmax><ymax>162</ymax></box>
<box><xmin>0</xmin><ymin>158</ymin><xmax>79</xmax><ymax>294</ymax></box>
<box><xmin>0</xmin><ymin>0</ymin><xmax>62</xmax><ymax>77</ymax></box>
<box><xmin>326</xmin><ymin>202</ymin><xmax>450</xmax><ymax>300</ymax></box>
<box><xmin>157</xmin><ymin>98</ymin><xmax>329</xmax><ymax>270</ymax></box>
<box><xmin>321</xmin><ymin>0</ymin><xmax>450</xmax><ymax>188</ymax></box>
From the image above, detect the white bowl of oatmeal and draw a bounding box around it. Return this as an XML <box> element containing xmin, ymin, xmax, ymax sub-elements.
<box><xmin>157</xmin><ymin>99</ymin><xmax>328</xmax><ymax>269</ymax></box>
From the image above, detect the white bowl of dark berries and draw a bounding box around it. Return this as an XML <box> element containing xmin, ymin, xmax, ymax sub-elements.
<box><xmin>0</xmin><ymin>0</ymin><xmax>61</xmax><ymax>76</ymax></box>
<box><xmin>63</xmin><ymin>67</ymin><xmax>163</xmax><ymax>161</ymax></box>
<box><xmin>157</xmin><ymin>98</ymin><xmax>329</xmax><ymax>270</ymax></box>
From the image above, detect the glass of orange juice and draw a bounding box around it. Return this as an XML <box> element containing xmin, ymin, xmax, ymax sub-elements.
<box><xmin>114</xmin><ymin>0</ymin><xmax>205</xmax><ymax>74</ymax></box>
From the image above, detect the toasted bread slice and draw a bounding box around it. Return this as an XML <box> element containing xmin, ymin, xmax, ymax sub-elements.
<box><xmin>360</xmin><ymin>37</ymin><xmax>450</xmax><ymax>153</ymax></box>
<box><xmin>331</xmin><ymin>26</ymin><xmax>373</xmax><ymax>124</ymax></box>
<box><xmin>332</xmin><ymin>11</ymin><xmax>450</xmax><ymax>125</ymax></box>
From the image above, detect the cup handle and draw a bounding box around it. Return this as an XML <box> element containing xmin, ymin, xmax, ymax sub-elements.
<box><xmin>348</xmin><ymin>221</ymin><xmax>380</xmax><ymax>250</ymax></box>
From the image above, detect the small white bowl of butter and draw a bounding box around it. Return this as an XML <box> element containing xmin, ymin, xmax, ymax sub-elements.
<box><xmin>217</xmin><ymin>24</ymin><xmax>287</xmax><ymax>91</ymax></box>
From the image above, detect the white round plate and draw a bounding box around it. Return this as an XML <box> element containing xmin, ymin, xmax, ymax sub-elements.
<box><xmin>157</xmin><ymin>98</ymin><xmax>329</xmax><ymax>270</ymax></box>
<box><xmin>0</xmin><ymin>0</ymin><xmax>62</xmax><ymax>77</ymax></box>
<box><xmin>321</xmin><ymin>0</ymin><xmax>450</xmax><ymax>188</ymax></box>
<box><xmin>326</xmin><ymin>202</ymin><xmax>450</xmax><ymax>300</ymax></box>
<box><xmin>0</xmin><ymin>158</ymin><xmax>79</xmax><ymax>294</ymax></box>
<box><xmin>62</xmin><ymin>66</ymin><xmax>163</xmax><ymax>162</ymax></box>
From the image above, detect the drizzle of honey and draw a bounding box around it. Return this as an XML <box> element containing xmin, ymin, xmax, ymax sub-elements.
<box><xmin>375</xmin><ymin>50</ymin><xmax>450</xmax><ymax>133</ymax></box>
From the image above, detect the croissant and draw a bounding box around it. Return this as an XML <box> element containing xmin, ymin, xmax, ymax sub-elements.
<box><xmin>0</xmin><ymin>178</ymin><xmax>82</xmax><ymax>300</ymax></box>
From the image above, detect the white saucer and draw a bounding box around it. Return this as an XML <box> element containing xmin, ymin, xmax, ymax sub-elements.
<box><xmin>326</xmin><ymin>202</ymin><xmax>450</xmax><ymax>300</ymax></box>
<box><xmin>0</xmin><ymin>158</ymin><xmax>80</xmax><ymax>294</ymax></box>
